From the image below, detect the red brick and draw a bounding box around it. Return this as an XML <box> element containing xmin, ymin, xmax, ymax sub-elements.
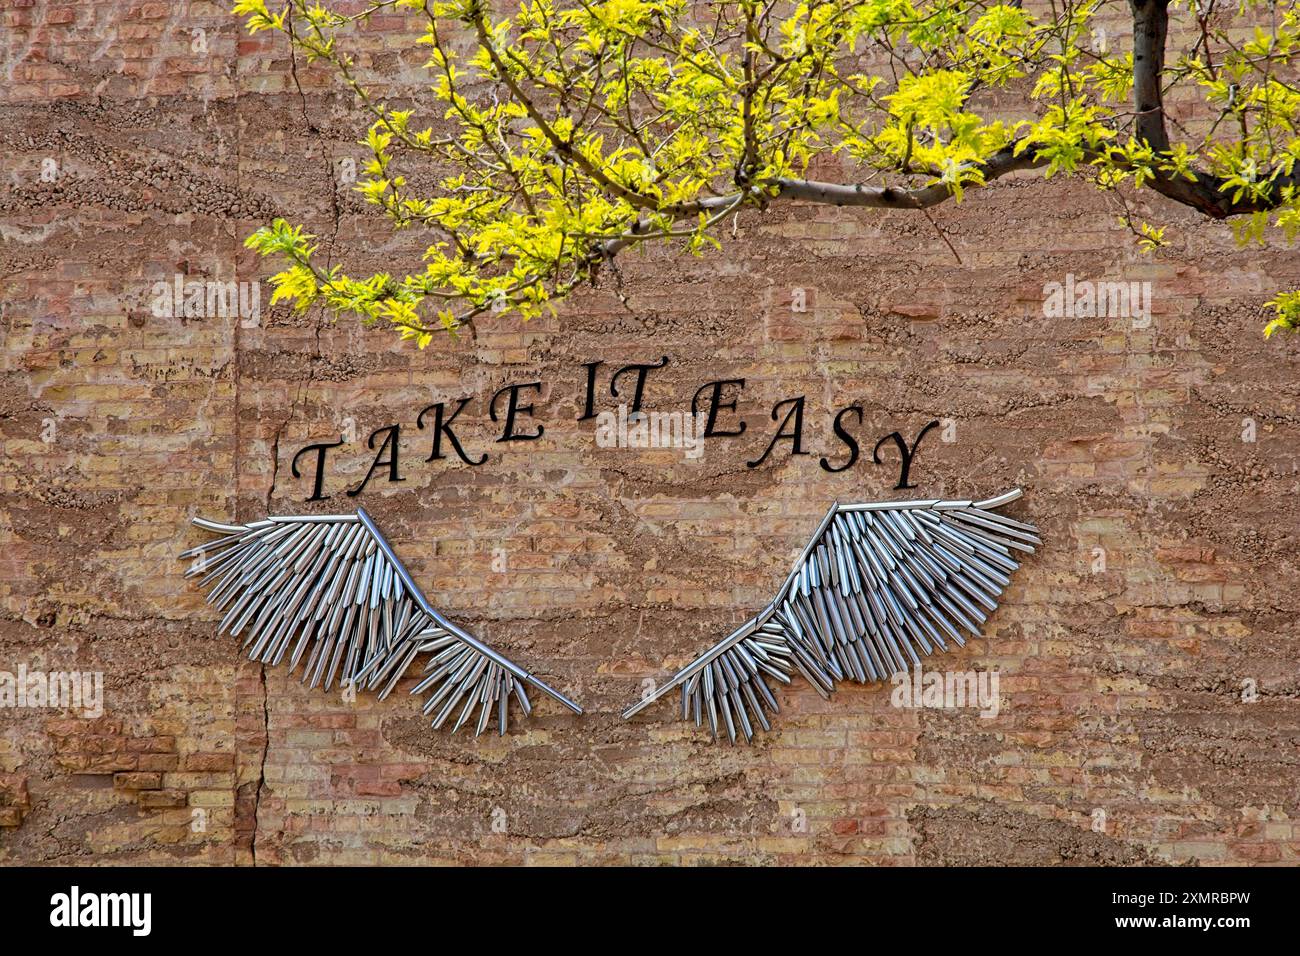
<box><xmin>137</xmin><ymin>790</ymin><xmax>188</xmax><ymax>810</ymax></box>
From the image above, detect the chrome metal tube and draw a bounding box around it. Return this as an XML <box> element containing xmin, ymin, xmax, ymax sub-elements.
<box><xmin>356</xmin><ymin>507</ymin><xmax>582</xmax><ymax>715</ymax></box>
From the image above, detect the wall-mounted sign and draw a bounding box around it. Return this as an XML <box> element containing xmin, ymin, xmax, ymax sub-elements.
<box><xmin>286</xmin><ymin>357</ymin><xmax>943</xmax><ymax>500</ymax></box>
<box><xmin>186</xmin><ymin>358</ymin><xmax>1036</xmax><ymax>745</ymax></box>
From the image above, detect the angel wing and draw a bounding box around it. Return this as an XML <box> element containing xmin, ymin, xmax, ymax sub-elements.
<box><xmin>181</xmin><ymin>507</ymin><xmax>582</xmax><ymax>735</ymax></box>
<box><xmin>622</xmin><ymin>489</ymin><xmax>1040</xmax><ymax>742</ymax></box>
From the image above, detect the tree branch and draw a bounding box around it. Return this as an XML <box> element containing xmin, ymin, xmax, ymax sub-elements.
<box><xmin>1129</xmin><ymin>0</ymin><xmax>1297</xmax><ymax>218</ymax></box>
<box><xmin>771</xmin><ymin>145</ymin><xmax>1046</xmax><ymax>208</ymax></box>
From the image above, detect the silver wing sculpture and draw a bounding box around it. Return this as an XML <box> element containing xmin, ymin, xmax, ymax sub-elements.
<box><xmin>622</xmin><ymin>489</ymin><xmax>1040</xmax><ymax>742</ymax></box>
<box><xmin>181</xmin><ymin>508</ymin><xmax>582</xmax><ymax>735</ymax></box>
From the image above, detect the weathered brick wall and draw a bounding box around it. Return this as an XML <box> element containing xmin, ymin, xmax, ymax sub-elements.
<box><xmin>2</xmin><ymin>1</ymin><xmax>1298</xmax><ymax>865</ymax></box>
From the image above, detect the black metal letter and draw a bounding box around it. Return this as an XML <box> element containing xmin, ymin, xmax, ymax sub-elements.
<box><xmin>347</xmin><ymin>424</ymin><xmax>406</xmax><ymax>497</ymax></box>
<box><xmin>820</xmin><ymin>405</ymin><xmax>863</xmax><ymax>473</ymax></box>
<box><xmin>610</xmin><ymin>356</ymin><xmax>669</xmax><ymax>415</ymax></box>
<box><xmin>490</xmin><ymin>382</ymin><xmax>545</xmax><ymax>442</ymax></box>
<box><xmin>418</xmin><ymin>397</ymin><xmax>487</xmax><ymax>466</ymax></box>
<box><xmin>746</xmin><ymin>396</ymin><xmax>808</xmax><ymax>468</ymax></box>
<box><xmin>873</xmin><ymin>420</ymin><xmax>939</xmax><ymax>490</ymax></box>
<box><xmin>578</xmin><ymin>360</ymin><xmax>603</xmax><ymax>421</ymax></box>
<box><xmin>691</xmin><ymin>378</ymin><xmax>748</xmax><ymax>438</ymax></box>
<box><xmin>291</xmin><ymin>437</ymin><xmax>344</xmax><ymax>502</ymax></box>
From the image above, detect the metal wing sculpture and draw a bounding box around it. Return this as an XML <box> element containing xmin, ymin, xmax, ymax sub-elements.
<box><xmin>181</xmin><ymin>508</ymin><xmax>582</xmax><ymax>735</ymax></box>
<box><xmin>622</xmin><ymin>490</ymin><xmax>1040</xmax><ymax>743</ymax></box>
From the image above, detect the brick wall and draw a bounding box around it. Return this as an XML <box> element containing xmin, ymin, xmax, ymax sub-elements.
<box><xmin>2</xmin><ymin>1</ymin><xmax>1298</xmax><ymax>865</ymax></box>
